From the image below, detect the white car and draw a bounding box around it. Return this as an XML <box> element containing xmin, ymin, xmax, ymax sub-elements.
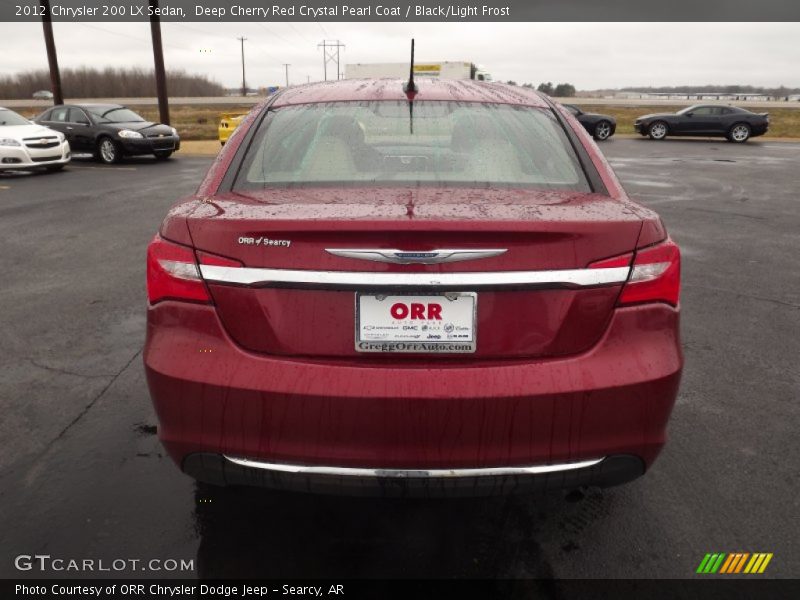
<box><xmin>0</xmin><ymin>106</ymin><xmax>71</xmax><ymax>172</ymax></box>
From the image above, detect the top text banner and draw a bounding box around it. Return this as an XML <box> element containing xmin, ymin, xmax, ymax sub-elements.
<box><xmin>4</xmin><ymin>0</ymin><xmax>800</xmax><ymax>22</ymax></box>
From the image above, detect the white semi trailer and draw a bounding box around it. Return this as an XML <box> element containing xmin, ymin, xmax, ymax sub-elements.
<box><xmin>345</xmin><ymin>61</ymin><xmax>492</xmax><ymax>81</ymax></box>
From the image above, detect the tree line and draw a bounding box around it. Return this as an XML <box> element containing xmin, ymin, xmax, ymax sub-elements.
<box><xmin>504</xmin><ymin>81</ymin><xmax>577</xmax><ymax>97</ymax></box>
<box><xmin>620</xmin><ymin>84</ymin><xmax>800</xmax><ymax>96</ymax></box>
<box><xmin>0</xmin><ymin>67</ymin><xmax>226</xmax><ymax>99</ymax></box>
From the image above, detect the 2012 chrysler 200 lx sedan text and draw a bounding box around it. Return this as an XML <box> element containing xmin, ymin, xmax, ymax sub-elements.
<box><xmin>144</xmin><ymin>79</ymin><xmax>683</xmax><ymax>497</ymax></box>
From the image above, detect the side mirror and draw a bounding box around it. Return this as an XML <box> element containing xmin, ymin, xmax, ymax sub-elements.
<box><xmin>685</xmin><ymin>112</ymin><xmax>694</xmax><ymax>117</ymax></box>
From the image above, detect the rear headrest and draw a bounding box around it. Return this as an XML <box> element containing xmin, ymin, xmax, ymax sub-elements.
<box><xmin>319</xmin><ymin>115</ymin><xmax>365</xmax><ymax>144</ymax></box>
<box><xmin>451</xmin><ymin>114</ymin><xmax>507</xmax><ymax>152</ymax></box>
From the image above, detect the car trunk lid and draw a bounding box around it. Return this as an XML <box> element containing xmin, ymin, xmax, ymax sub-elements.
<box><xmin>187</xmin><ymin>187</ymin><xmax>642</xmax><ymax>359</ymax></box>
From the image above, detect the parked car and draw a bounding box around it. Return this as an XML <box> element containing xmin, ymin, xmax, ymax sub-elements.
<box><xmin>35</xmin><ymin>104</ymin><xmax>180</xmax><ymax>163</ymax></box>
<box><xmin>218</xmin><ymin>112</ymin><xmax>246</xmax><ymax>146</ymax></box>
<box><xmin>32</xmin><ymin>90</ymin><xmax>54</xmax><ymax>100</ymax></box>
<box><xmin>144</xmin><ymin>80</ymin><xmax>682</xmax><ymax>497</ymax></box>
<box><xmin>563</xmin><ymin>104</ymin><xmax>616</xmax><ymax>141</ymax></box>
<box><xmin>0</xmin><ymin>106</ymin><xmax>70</xmax><ymax>173</ymax></box>
<box><xmin>634</xmin><ymin>104</ymin><xmax>769</xmax><ymax>142</ymax></box>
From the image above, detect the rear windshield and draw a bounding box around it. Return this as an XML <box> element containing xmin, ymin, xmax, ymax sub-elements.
<box><xmin>233</xmin><ymin>101</ymin><xmax>590</xmax><ymax>192</ymax></box>
<box><xmin>85</xmin><ymin>106</ymin><xmax>145</xmax><ymax>123</ymax></box>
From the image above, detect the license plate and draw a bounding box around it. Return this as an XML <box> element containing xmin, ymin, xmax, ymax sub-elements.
<box><xmin>355</xmin><ymin>292</ymin><xmax>476</xmax><ymax>353</ymax></box>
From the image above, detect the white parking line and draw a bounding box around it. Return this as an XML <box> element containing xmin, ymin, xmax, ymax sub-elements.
<box><xmin>623</xmin><ymin>180</ymin><xmax>675</xmax><ymax>188</ymax></box>
<box><xmin>68</xmin><ymin>166</ymin><xmax>137</xmax><ymax>171</ymax></box>
<box><xmin>760</xmin><ymin>144</ymin><xmax>800</xmax><ymax>149</ymax></box>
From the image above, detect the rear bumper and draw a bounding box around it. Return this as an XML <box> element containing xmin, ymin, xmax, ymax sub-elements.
<box><xmin>183</xmin><ymin>453</ymin><xmax>644</xmax><ymax>497</ymax></box>
<box><xmin>144</xmin><ymin>302</ymin><xmax>682</xmax><ymax>494</ymax></box>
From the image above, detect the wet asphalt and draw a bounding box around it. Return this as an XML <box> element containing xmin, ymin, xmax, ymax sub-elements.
<box><xmin>0</xmin><ymin>139</ymin><xmax>798</xmax><ymax>580</ymax></box>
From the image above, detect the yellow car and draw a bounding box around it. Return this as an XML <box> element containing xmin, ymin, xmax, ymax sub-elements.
<box><xmin>218</xmin><ymin>112</ymin><xmax>247</xmax><ymax>146</ymax></box>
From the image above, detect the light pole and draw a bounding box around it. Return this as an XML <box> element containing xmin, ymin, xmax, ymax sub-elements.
<box><xmin>237</xmin><ymin>36</ymin><xmax>247</xmax><ymax>96</ymax></box>
<box><xmin>283</xmin><ymin>63</ymin><xmax>291</xmax><ymax>87</ymax></box>
<box><xmin>149</xmin><ymin>0</ymin><xmax>170</xmax><ymax>125</ymax></box>
<box><xmin>39</xmin><ymin>0</ymin><xmax>63</xmax><ymax>105</ymax></box>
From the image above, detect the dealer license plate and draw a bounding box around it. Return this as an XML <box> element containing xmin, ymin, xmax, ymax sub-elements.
<box><xmin>355</xmin><ymin>292</ymin><xmax>477</xmax><ymax>353</ymax></box>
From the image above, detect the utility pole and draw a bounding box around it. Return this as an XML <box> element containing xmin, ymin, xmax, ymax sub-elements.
<box><xmin>317</xmin><ymin>40</ymin><xmax>345</xmax><ymax>81</ymax></box>
<box><xmin>149</xmin><ymin>0</ymin><xmax>170</xmax><ymax>125</ymax></box>
<box><xmin>283</xmin><ymin>63</ymin><xmax>291</xmax><ymax>87</ymax></box>
<box><xmin>237</xmin><ymin>36</ymin><xmax>247</xmax><ymax>96</ymax></box>
<box><xmin>39</xmin><ymin>0</ymin><xmax>63</xmax><ymax>105</ymax></box>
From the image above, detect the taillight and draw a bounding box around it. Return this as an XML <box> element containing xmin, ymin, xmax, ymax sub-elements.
<box><xmin>146</xmin><ymin>236</ymin><xmax>243</xmax><ymax>305</ymax></box>
<box><xmin>590</xmin><ymin>237</ymin><xmax>681</xmax><ymax>307</ymax></box>
<box><xmin>621</xmin><ymin>238</ymin><xmax>680</xmax><ymax>306</ymax></box>
<box><xmin>146</xmin><ymin>235</ymin><xmax>209</xmax><ymax>304</ymax></box>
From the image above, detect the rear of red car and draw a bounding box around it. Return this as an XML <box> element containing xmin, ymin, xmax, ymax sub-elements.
<box><xmin>144</xmin><ymin>80</ymin><xmax>682</xmax><ymax>496</ymax></box>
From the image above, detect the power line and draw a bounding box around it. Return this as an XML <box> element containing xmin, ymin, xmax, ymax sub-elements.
<box><xmin>315</xmin><ymin>21</ymin><xmax>329</xmax><ymax>38</ymax></box>
<box><xmin>256</xmin><ymin>22</ymin><xmax>304</xmax><ymax>51</ymax></box>
<box><xmin>286</xmin><ymin>22</ymin><xmax>315</xmax><ymax>45</ymax></box>
<box><xmin>78</xmin><ymin>23</ymin><xmax>187</xmax><ymax>51</ymax></box>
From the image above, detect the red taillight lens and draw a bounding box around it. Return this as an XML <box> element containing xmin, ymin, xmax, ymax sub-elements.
<box><xmin>589</xmin><ymin>237</ymin><xmax>681</xmax><ymax>307</ymax></box>
<box><xmin>620</xmin><ymin>238</ymin><xmax>681</xmax><ymax>307</ymax></box>
<box><xmin>146</xmin><ymin>235</ymin><xmax>210</xmax><ymax>304</ymax></box>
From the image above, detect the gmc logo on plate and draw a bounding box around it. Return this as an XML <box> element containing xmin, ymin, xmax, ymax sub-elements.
<box><xmin>390</xmin><ymin>303</ymin><xmax>442</xmax><ymax>320</ymax></box>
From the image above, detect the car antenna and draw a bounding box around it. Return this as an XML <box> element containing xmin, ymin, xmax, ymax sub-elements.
<box><xmin>403</xmin><ymin>38</ymin><xmax>418</xmax><ymax>134</ymax></box>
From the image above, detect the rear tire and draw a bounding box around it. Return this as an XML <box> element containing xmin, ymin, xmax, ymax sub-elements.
<box><xmin>593</xmin><ymin>120</ymin><xmax>613</xmax><ymax>141</ymax></box>
<box><xmin>97</xmin><ymin>137</ymin><xmax>121</xmax><ymax>164</ymax></box>
<box><xmin>648</xmin><ymin>121</ymin><xmax>668</xmax><ymax>140</ymax></box>
<box><xmin>727</xmin><ymin>123</ymin><xmax>751</xmax><ymax>143</ymax></box>
<box><xmin>154</xmin><ymin>150</ymin><xmax>173</xmax><ymax>160</ymax></box>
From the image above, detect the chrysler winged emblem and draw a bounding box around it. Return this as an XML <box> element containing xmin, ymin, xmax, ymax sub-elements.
<box><xmin>325</xmin><ymin>248</ymin><xmax>507</xmax><ymax>265</ymax></box>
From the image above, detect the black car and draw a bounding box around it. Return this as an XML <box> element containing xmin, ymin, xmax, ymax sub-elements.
<box><xmin>634</xmin><ymin>104</ymin><xmax>769</xmax><ymax>143</ymax></box>
<box><xmin>563</xmin><ymin>104</ymin><xmax>616</xmax><ymax>141</ymax></box>
<box><xmin>34</xmin><ymin>104</ymin><xmax>180</xmax><ymax>163</ymax></box>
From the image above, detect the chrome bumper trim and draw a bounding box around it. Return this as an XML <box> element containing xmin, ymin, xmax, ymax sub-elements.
<box><xmin>199</xmin><ymin>265</ymin><xmax>629</xmax><ymax>290</ymax></box>
<box><xmin>223</xmin><ymin>455</ymin><xmax>605</xmax><ymax>478</ymax></box>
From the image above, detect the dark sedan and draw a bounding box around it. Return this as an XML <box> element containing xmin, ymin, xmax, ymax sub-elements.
<box><xmin>35</xmin><ymin>104</ymin><xmax>180</xmax><ymax>163</ymax></box>
<box><xmin>563</xmin><ymin>104</ymin><xmax>616</xmax><ymax>141</ymax></box>
<box><xmin>634</xmin><ymin>104</ymin><xmax>769</xmax><ymax>143</ymax></box>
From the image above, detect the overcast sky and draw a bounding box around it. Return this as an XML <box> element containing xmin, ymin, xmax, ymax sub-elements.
<box><xmin>2</xmin><ymin>21</ymin><xmax>799</xmax><ymax>90</ymax></box>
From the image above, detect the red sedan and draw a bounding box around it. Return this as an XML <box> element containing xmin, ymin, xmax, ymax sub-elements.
<box><xmin>144</xmin><ymin>79</ymin><xmax>682</xmax><ymax>496</ymax></box>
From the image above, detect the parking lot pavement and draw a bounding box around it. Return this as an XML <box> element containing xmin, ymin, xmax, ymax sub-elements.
<box><xmin>1</xmin><ymin>141</ymin><xmax>798</xmax><ymax>580</ymax></box>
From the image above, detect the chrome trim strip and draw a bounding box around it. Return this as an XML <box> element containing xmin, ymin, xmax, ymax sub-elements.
<box><xmin>223</xmin><ymin>455</ymin><xmax>605</xmax><ymax>478</ymax></box>
<box><xmin>199</xmin><ymin>265</ymin><xmax>629</xmax><ymax>290</ymax></box>
<box><xmin>325</xmin><ymin>248</ymin><xmax>507</xmax><ymax>265</ymax></box>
